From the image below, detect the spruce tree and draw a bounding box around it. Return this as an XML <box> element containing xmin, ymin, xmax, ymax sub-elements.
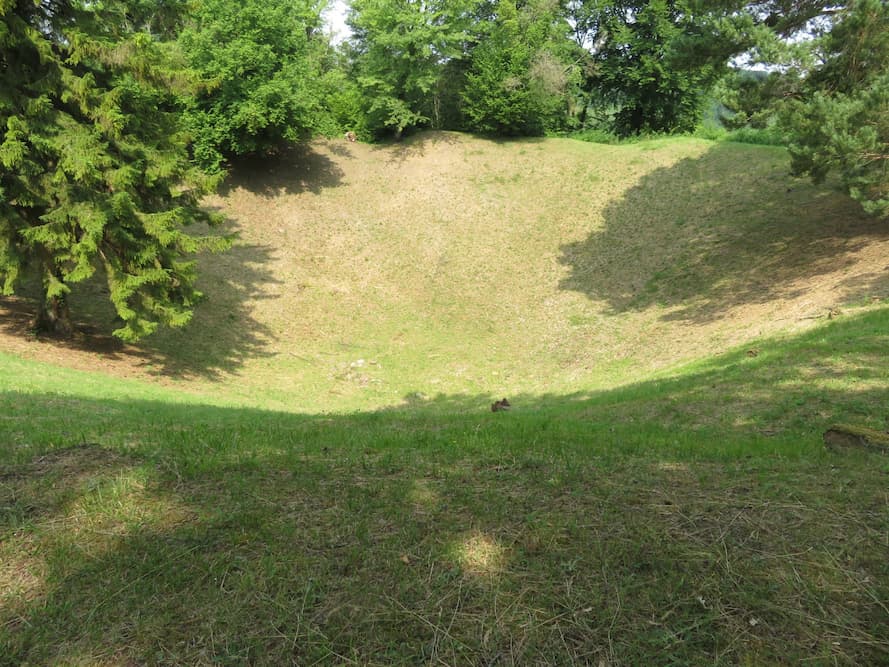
<box><xmin>0</xmin><ymin>0</ymin><xmax>228</xmax><ymax>341</ymax></box>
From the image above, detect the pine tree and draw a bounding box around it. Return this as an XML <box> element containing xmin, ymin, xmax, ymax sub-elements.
<box><xmin>780</xmin><ymin>0</ymin><xmax>889</xmax><ymax>218</ymax></box>
<box><xmin>0</xmin><ymin>0</ymin><xmax>228</xmax><ymax>340</ymax></box>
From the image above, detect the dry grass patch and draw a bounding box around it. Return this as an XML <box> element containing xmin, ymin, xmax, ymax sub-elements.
<box><xmin>0</xmin><ymin>445</ymin><xmax>195</xmax><ymax>648</ymax></box>
<box><xmin>2</xmin><ymin>133</ymin><xmax>887</xmax><ymax>412</ymax></box>
<box><xmin>453</xmin><ymin>531</ymin><xmax>508</xmax><ymax>578</ymax></box>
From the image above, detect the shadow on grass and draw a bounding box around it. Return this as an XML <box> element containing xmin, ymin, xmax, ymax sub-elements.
<box><xmin>1</xmin><ymin>308</ymin><xmax>888</xmax><ymax>664</ymax></box>
<box><xmin>324</xmin><ymin>140</ymin><xmax>356</xmax><ymax>159</ymax></box>
<box><xmin>559</xmin><ymin>142</ymin><xmax>889</xmax><ymax>322</ymax></box>
<box><xmin>372</xmin><ymin>130</ymin><xmax>463</xmax><ymax>164</ymax></box>
<box><xmin>0</xmin><ymin>223</ymin><xmax>281</xmax><ymax>381</ymax></box>
<box><xmin>219</xmin><ymin>144</ymin><xmax>346</xmax><ymax>197</ymax></box>
<box><xmin>136</xmin><ymin>225</ymin><xmax>281</xmax><ymax>380</ymax></box>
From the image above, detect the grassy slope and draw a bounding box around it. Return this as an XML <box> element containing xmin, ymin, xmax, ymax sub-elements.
<box><xmin>3</xmin><ymin>132</ymin><xmax>887</xmax><ymax>411</ymax></box>
<box><xmin>1</xmin><ymin>133</ymin><xmax>888</xmax><ymax>664</ymax></box>
<box><xmin>2</xmin><ymin>308</ymin><xmax>888</xmax><ymax>665</ymax></box>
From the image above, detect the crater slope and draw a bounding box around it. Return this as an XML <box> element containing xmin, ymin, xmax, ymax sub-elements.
<box><xmin>3</xmin><ymin>132</ymin><xmax>887</xmax><ymax>411</ymax></box>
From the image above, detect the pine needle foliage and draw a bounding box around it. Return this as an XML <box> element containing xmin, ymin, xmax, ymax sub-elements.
<box><xmin>0</xmin><ymin>0</ymin><xmax>229</xmax><ymax>341</ymax></box>
<box><xmin>780</xmin><ymin>0</ymin><xmax>889</xmax><ymax>218</ymax></box>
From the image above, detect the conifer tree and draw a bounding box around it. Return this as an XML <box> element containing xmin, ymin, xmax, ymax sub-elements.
<box><xmin>0</xmin><ymin>0</ymin><xmax>228</xmax><ymax>340</ymax></box>
<box><xmin>780</xmin><ymin>0</ymin><xmax>889</xmax><ymax>218</ymax></box>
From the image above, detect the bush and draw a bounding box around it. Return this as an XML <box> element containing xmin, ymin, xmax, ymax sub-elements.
<box><xmin>179</xmin><ymin>0</ymin><xmax>326</xmax><ymax>171</ymax></box>
<box><xmin>570</xmin><ymin>128</ymin><xmax>620</xmax><ymax>144</ymax></box>
<box><xmin>695</xmin><ymin>123</ymin><xmax>786</xmax><ymax>146</ymax></box>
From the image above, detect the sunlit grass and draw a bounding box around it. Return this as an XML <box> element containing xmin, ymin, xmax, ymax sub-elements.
<box><xmin>1</xmin><ymin>134</ymin><xmax>888</xmax><ymax>664</ymax></box>
<box><xmin>4</xmin><ymin>133</ymin><xmax>886</xmax><ymax>414</ymax></box>
<box><xmin>2</xmin><ymin>308</ymin><xmax>888</xmax><ymax>664</ymax></box>
<box><xmin>455</xmin><ymin>533</ymin><xmax>507</xmax><ymax>578</ymax></box>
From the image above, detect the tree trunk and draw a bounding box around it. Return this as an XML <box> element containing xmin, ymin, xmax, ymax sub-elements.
<box><xmin>34</xmin><ymin>264</ymin><xmax>74</xmax><ymax>337</ymax></box>
<box><xmin>432</xmin><ymin>93</ymin><xmax>441</xmax><ymax>129</ymax></box>
<box><xmin>629</xmin><ymin>105</ymin><xmax>645</xmax><ymax>134</ymax></box>
<box><xmin>34</xmin><ymin>293</ymin><xmax>73</xmax><ymax>337</ymax></box>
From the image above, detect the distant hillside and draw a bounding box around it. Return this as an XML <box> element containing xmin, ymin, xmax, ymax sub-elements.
<box><xmin>2</xmin><ymin>132</ymin><xmax>887</xmax><ymax>411</ymax></box>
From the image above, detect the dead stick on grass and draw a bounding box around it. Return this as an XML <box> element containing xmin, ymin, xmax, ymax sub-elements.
<box><xmin>772</xmin><ymin>604</ymin><xmax>888</xmax><ymax>647</ymax></box>
<box><xmin>85</xmin><ymin>544</ymin><xmax>203</xmax><ymax>624</ymax></box>
<box><xmin>602</xmin><ymin>565</ymin><xmax>621</xmax><ymax>662</ymax></box>
<box><xmin>824</xmin><ymin>551</ymin><xmax>889</xmax><ymax>619</ymax></box>
<box><xmin>426</xmin><ymin>591</ymin><xmax>452</xmax><ymax>664</ymax></box>
<box><xmin>750</xmin><ymin>547</ymin><xmax>814</xmax><ymax>560</ymax></box>
<box><xmin>383</xmin><ymin>593</ymin><xmax>473</xmax><ymax>654</ymax></box>
<box><xmin>829</xmin><ymin>635</ymin><xmax>889</xmax><ymax>650</ymax></box>
<box><xmin>665</xmin><ymin>611</ymin><xmax>728</xmax><ymax>649</ymax></box>
<box><xmin>714</xmin><ymin>509</ymin><xmax>747</xmax><ymax>544</ymax></box>
<box><xmin>292</xmin><ymin>579</ymin><xmax>316</xmax><ymax>653</ymax></box>
<box><xmin>306</xmin><ymin>627</ymin><xmax>360</xmax><ymax>667</ymax></box>
<box><xmin>245</xmin><ymin>491</ymin><xmax>276</xmax><ymax>505</ymax></box>
<box><xmin>556</xmin><ymin>623</ymin><xmax>580</xmax><ymax>667</ymax></box>
<box><xmin>1</xmin><ymin>615</ymin><xmax>32</xmax><ymax>629</ymax></box>
<box><xmin>309</xmin><ymin>648</ymin><xmax>359</xmax><ymax>666</ymax></box>
<box><xmin>441</xmin><ymin>579</ymin><xmax>464</xmax><ymax>655</ymax></box>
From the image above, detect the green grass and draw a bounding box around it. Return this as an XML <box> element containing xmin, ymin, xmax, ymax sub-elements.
<box><xmin>568</xmin><ymin>128</ymin><xmax>622</xmax><ymax>144</ymax></box>
<box><xmin>2</xmin><ymin>306</ymin><xmax>888</xmax><ymax>664</ymax></box>
<box><xmin>7</xmin><ymin>132</ymin><xmax>882</xmax><ymax>414</ymax></box>
<box><xmin>2</xmin><ymin>133</ymin><xmax>888</xmax><ymax>664</ymax></box>
<box><xmin>695</xmin><ymin>123</ymin><xmax>788</xmax><ymax>146</ymax></box>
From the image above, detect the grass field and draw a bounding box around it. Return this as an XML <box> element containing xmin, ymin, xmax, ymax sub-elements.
<box><xmin>1</xmin><ymin>133</ymin><xmax>888</xmax><ymax>665</ymax></box>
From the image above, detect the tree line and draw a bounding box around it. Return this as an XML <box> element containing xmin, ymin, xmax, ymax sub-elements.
<box><xmin>1</xmin><ymin>0</ymin><xmax>886</xmax><ymax>339</ymax></box>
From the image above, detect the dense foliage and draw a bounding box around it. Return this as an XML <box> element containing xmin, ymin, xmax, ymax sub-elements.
<box><xmin>716</xmin><ymin>1</ymin><xmax>888</xmax><ymax>217</ymax></box>
<box><xmin>461</xmin><ymin>0</ymin><xmax>578</xmax><ymax>135</ymax></box>
<box><xmin>0</xmin><ymin>0</ymin><xmax>884</xmax><ymax>339</ymax></box>
<box><xmin>579</xmin><ymin>1</ymin><xmax>721</xmax><ymax>135</ymax></box>
<box><xmin>347</xmin><ymin>0</ymin><xmax>473</xmax><ymax>137</ymax></box>
<box><xmin>0</xmin><ymin>0</ymin><xmax>228</xmax><ymax>340</ymax></box>
<box><xmin>178</xmin><ymin>0</ymin><xmax>329</xmax><ymax>171</ymax></box>
<box><xmin>780</xmin><ymin>0</ymin><xmax>889</xmax><ymax>218</ymax></box>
